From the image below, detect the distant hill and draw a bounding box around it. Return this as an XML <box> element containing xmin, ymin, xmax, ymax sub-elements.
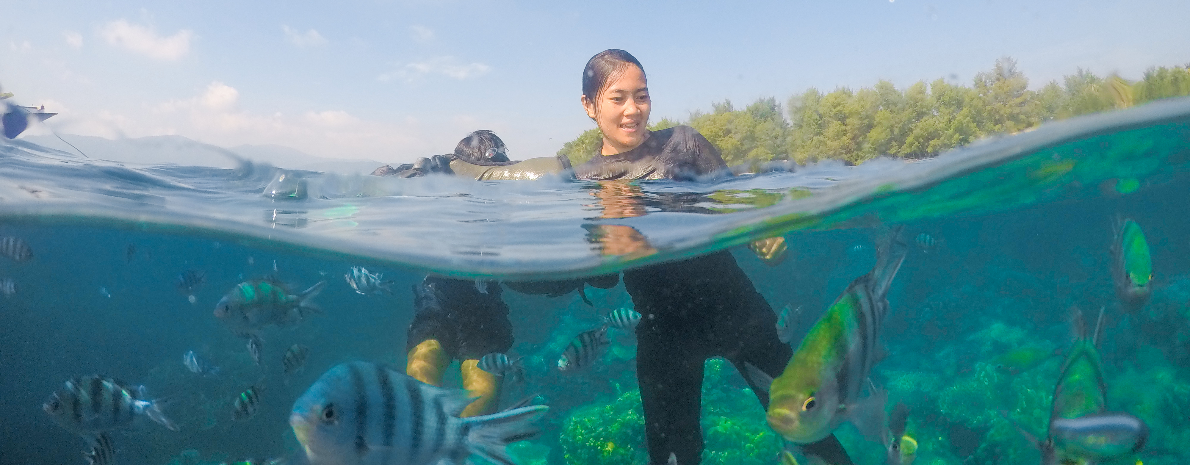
<box><xmin>21</xmin><ymin>134</ymin><xmax>385</xmax><ymax>174</ymax></box>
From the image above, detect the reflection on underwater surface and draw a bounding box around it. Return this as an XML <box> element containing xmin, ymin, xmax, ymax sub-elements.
<box><xmin>1</xmin><ymin>100</ymin><xmax>1190</xmax><ymax>464</ymax></box>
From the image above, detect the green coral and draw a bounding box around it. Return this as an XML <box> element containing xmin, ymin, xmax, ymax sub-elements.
<box><xmin>560</xmin><ymin>390</ymin><xmax>648</xmax><ymax>465</ymax></box>
<box><xmin>559</xmin><ymin>359</ymin><xmax>782</xmax><ymax>465</ymax></box>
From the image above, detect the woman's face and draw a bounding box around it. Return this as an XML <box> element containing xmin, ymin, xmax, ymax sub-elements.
<box><xmin>582</xmin><ymin>65</ymin><xmax>651</xmax><ymax>155</ymax></box>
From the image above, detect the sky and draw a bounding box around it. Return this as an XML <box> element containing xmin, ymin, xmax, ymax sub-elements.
<box><xmin>2</xmin><ymin>0</ymin><xmax>1189</xmax><ymax>164</ymax></box>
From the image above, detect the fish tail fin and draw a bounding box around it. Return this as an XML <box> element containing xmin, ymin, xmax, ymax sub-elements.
<box><xmin>871</xmin><ymin>226</ymin><xmax>908</xmax><ymax>299</ymax></box>
<box><xmin>462</xmin><ymin>405</ymin><xmax>549</xmax><ymax>465</ymax></box>
<box><xmin>848</xmin><ymin>381</ymin><xmax>888</xmax><ymax>443</ymax></box>
<box><xmin>143</xmin><ymin>398</ymin><xmax>179</xmax><ymax>431</ymax></box>
<box><xmin>1090</xmin><ymin>305</ymin><xmax>1106</xmax><ymax>346</ymax></box>
<box><xmin>298</xmin><ymin>281</ymin><xmax>326</xmax><ymax>315</ymax></box>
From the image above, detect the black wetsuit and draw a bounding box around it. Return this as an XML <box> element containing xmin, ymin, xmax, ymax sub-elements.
<box><xmin>405</xmin><ymin>277</ymin><xmax>513</xmax><ymax>360</ymax></box>
<box><xmin>575</xmin><ymin>126</ymin><xmax>793</xmax><ymax>465</ymax></box>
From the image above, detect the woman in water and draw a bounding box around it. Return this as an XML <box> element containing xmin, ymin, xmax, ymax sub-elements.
<box><xmin>572</xmin><ymin>49</ymin><xmax>800</xmax><ymax>464</ymax></box>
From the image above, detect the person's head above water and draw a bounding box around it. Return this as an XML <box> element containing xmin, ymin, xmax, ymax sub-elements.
<box><xmin>581</xmin><ymin>49</ymin><xmax>651</xmax><ymax>156</ymax></box>
<box><xmin>453</xmin><ymin>130</ymin><xmax>510</xmax><ymax>164</ymax></box>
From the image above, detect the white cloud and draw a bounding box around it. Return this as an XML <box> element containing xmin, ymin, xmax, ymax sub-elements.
<box><xmin>100</xmin><ymin>19</ymin><xmax>193</xmax><ymax>60</ymax></box>
<box><xmin>282</xmin><ymin>26</ymin><xmax>327</xmax><ymax>48</ymax></box>
<box><xmin>9</xmin><ymin>40</ymin><xmax>32</xmax><ymax>52</ymax></box>
<box><xmin>410</xmin><ymin>25</ymin><xmax>434</xmax><ymax>43</ymax></box>
<box><xmin>64</xmin><ymin>32</ymin><xmax>83</xmax><ymax>48</ymax></box>
<box><xmin>377</xmin><ymin>56</ymin><xmax>491</xmax><ymax>82</ymax></box>
<box><xmin>42</xmin><ymin>82</ymin><xmax>508</xmax><ymax>164</ymax></box>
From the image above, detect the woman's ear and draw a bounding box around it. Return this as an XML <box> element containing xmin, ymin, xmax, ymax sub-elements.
<box><xmin>581</xmin><ymin>95</ymin><xmax>597</xmax><ymax>119</ymax></box>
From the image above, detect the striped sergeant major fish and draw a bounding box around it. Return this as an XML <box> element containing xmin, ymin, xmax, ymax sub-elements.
<box><xmin>43</xmin><ymin>375</ymin><xmax>178</xmax><ymax>435</ymax></box>
<box><xmin>234</xmin><ymin>384</ymin><xmax>264</xmax><ymax>421</ymax></box>
<box><xmin>604</xmin><ymin>307</ymin><xmax>641</xmax><ymax>331</ymax></box>
<box><xmin>0</xmin><ymin>236</ymin><xmax>32</xmax><ymax>262</ymax></box>
<box><xmin>557</xmin><ymin>326</ymin><xmax>610</xmax><ymax>372</ymax></box>
<box><xmin>759</xmin><ymin>227</ymin><xmax>907</xmax><ymax>444</ymax></box>
<box><xmin>345</xmin><ymin>266</ymin><xmax>393</xmax><ymax>296</ymax></box>
<box><xmin>477</xmin><ymin>352</ymin><xmax>525</xmax><ymax>383</ymax></box>
<box><xmin>284</xmin><ymin>344</ymin><xmax>311</xmax><ymax>375</ymax></box>
<box><xmin>289</xmin><ymin>361</ymin><xmax>548</xmax><ymax>465</ymax></box>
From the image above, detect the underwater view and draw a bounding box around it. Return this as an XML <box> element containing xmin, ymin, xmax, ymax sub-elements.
<box><xmin>2</xmin><ymin>94</ymin><xmax>1190</xmax><ymax>465</ymax></box>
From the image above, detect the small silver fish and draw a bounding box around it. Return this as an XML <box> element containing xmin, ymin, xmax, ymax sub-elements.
<box><xmin>0</xmin><ymin>236</ymin><xmax>32</xmax><ymax>262</ymax></box>
<box><xmin>233</xmin><ymin>385</ymin><xmax>263</xmax><ymax>421</ymax></box>
<box><xmin>0</xmin><ymin>277</ymin><xmax>15</xmax><ymax>297</ymax></box>
<box><xmin>474</xmin><ymin>279</ymin><xmax>491</xmax><ymax>294</ymax></box>
<box><xmin>914</xmin><ymin>233</ymin><xmax>937</xmax><ymax>251</ymax></box>
<box><xmin>283</xmin><ymin>344</ymin><xmax>310</xmax><ymax>375</ymax></box>
<box><xmin>605</xmin><ymin>308</ymin><xmax>642</xmax><ymax>330</ymax></box>
<box><xmin>183</xmin><ymin>350</ymin><xmax>219</xmax><ymax>376</ymax></box>
<box><xmin>775</xmin><ymin>304</ymin><xmax>803</xmax><ymax>344</ymax></box>
<box><xmin>247</xmin><ymin>335</ymin><xmax>263</xmax><ymax>366</ymax></box>
<box><xmin>177</xmin><ymin>269</ymin><xmax>205</xmax><ymax>295</ymax></box>
<box><xmin>345</xmin><ymin>266</ymin><xmax>393</xmax><ymax>295</ymax></box>
<box><xmin>558</xmin><ymin>326</ymin><xmax>610</xmax><ymax>372</ymax></box>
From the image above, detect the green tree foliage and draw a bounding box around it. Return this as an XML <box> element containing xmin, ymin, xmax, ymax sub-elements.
<box><xmin>688</xmin><ymin>97</ymin><xmax>790</xmax><ymax>166</ymax></box>
<box><xmin>556</xmin><ymin>60</ymin><xmax>1190</xmax><ymax>166</ymax></box>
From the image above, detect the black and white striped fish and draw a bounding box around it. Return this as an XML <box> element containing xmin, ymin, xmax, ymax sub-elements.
<box><xmin>557</xmin><ymin>326</ymin><xmax>610</xmax><ymax>372</ymax></box>
<box><xmin>604</xmin><ymin>308</ymin><xmax>641</xmax><ymax>330</ymax></box>
<box><xmin>233</xmin><ymin>385</ymin><xmax>263</xmax><ymax>421</ymax></box>
<box><xmin>345</xmin><ymin>266</ymin><xmax>394</xmax><ymax>295</ymax></box>
<box><xmin>283</xmin><ymin>344</ymin><xmax>310</xmax><ymax>375</ymax></box>
<box><xmin>177</xmin><ymin>269</ymin><xmax>205</xmax><ymax>295</ymax></box>
<box><xmin>289</xmin><ymin>361</ymin><xmax>548</xmax><ymax>465</ymax></box>
<box><xmin>0</xmin><ymin>277</ymin><xmax>15</xmax><ymax>297</ymax></box>
<box><xmin>43</xmin><ymin>375</ymin><xmax>178</xmax><ymax>435</ymax></box>
<box><xmin>477</xmin><ymin>352</ymin><xmax>524</xmax><ymax>382</ymax></box>
<box><xmin>84</xmin><ymin>432</ymin><xmax>116</xmax><ymax>465</ymax></box>
<box><xmin>0</xmin><ymin>236</ymin><xmax>32</xmax><ymax>262</ymax></box>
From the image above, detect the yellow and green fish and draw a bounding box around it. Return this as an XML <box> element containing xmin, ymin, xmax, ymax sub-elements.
<box><xmin>1111</xmin><ymin>218</ymin><xmax>1152</xmax><ymax>311</ymax></box>
<box><xmin>1011</xmin><ymin>307</ymin><xmax>1147</xmax><ymax>464</ymax></box>
<box><xmin>764</xmin><ymin>227</ymin><xmax>907</xmax><ymax>444</ymax></box>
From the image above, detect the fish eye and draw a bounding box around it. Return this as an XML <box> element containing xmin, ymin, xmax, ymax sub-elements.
<box><xmin>321</xmin><ymin>403</ymin><xmax>337</xmax><ymax>423</ymax></box>
<box><xmin>891</xmin><ymin>441</ymin><xmax>900</xmax><ymax>452</ymax></box>
<box><xmin>802</xmin><ymin>396</ymin><xmax>817</xmax><ymax>411</ymax></box>
<box><xmin>47</xmin><ymin>398</ymin><xmax>60</xmax><ymax>412</ymax></box>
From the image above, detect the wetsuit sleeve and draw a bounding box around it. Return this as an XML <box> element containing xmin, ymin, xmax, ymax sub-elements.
<box><xmin>449</xmin><ymin>155</ymin><xmax>574</xmax><ymax>181</ymax></box>
<box><xmin>662</xmin><ymin>125</ymin><xmax>730</xmax><ymax>179</ymax></box>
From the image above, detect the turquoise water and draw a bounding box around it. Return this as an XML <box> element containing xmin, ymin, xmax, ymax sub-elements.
<box><xmin>2</xmin><ymin>98</ymin><xmax>1190</xmax><ymax>464</ymax></box>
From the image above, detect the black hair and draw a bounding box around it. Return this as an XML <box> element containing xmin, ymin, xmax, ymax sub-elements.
<box><xmin>453</xmin><ymin>130</ymin><xmax>510</xmax><ymax>164</ymax></box>
<box><xmin>582</xmin><ymin>49</ymin><xmax>646</xmax><ymax>103</ymax></box>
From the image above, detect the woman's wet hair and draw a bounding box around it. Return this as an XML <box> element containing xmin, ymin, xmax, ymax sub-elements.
<box><xmin>582</xmin><ymin>49</ymin><xmax>646</xmax><ymax>103</ymax></box>
<box><xmin>453</xmin><ymin>130</ymin><xmax>510</xmax><ymax>164</ymax></box>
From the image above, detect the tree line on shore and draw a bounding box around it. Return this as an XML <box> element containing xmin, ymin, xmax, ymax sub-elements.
<box><xmin>558</xmin><ymin>58</ymin><xmax>1190</xmax><ymax>168</ymax></box>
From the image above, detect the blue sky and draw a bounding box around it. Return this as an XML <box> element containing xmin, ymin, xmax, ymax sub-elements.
<box><xmin>2</xmin><ymin>0</ymin><xmax>1188</xmax><ymax>164</ymax></box>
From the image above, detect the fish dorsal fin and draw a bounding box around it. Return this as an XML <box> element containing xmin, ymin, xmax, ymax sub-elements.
<box><xmin>742</xmin><ymin>363</ymin><xmax>773</xmax><ymax>395</ymax></box>
<box><xmin>436</xmin><ymin>387</ymin><xmax>477</xmax><ymax>417</ymax></box>
<box><xmin>1092</xmin><ymin>306</ymin><xmax>1106</xmax><ymax>347</ymax></box>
